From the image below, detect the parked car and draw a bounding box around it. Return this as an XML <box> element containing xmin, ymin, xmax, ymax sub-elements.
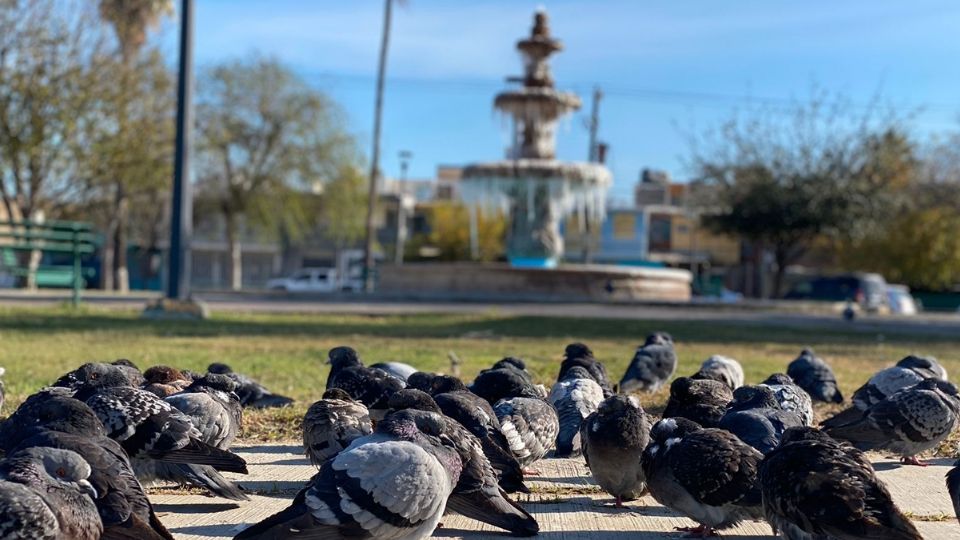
<box><xmin>784</xmin><ymin>273</ymin><xmax>889</xmax><ymax>313</ymax></box>
<box><xmin>267</xmin><ymin>268</ymin><xmax>339</xmax><ymax>293</ymax></box>
<box><xmin>886</xmin><ymin>284</ymin><xmax>919</xmax><ymax>315</ymax></box>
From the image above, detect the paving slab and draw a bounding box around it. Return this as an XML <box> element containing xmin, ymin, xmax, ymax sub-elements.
<box><xmin>149</xmin><ymin>444</ymin><xmax>959</xmax><ymax>540</ymax></box>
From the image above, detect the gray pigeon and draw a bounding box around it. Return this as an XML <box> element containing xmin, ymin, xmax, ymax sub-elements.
<box><xmin>164</xmin><ymin>373</ymin><xmax>243</xmax><ymax>450</ymax></box>
<box><xmin>641</xmin><ymin>418</ymin><xmax>763</xmax><ymax>537</ymax></box>
<box><xmin>0</xmin><ymin>447</ymin><xmax>103</xmax><ymax>540</ymax></box>
<box><xmin>619</xmin><ymin>332</ymin><xmax>677</xmax><ymax>394</ymax></box>
<box><xmin>823</xmin><ymin>355</ymin><xmax>950</xmax><ymax>429</ymax></box>
<box><xmin>326</xmin><ymin>348</ymin><xmax>405</xmax><ymax>420</ymax></box>
<box><xmin>111</xmin><ymin>359</ymin><xmax>146</xmax><ymax>387</ymax></box>
<box><xmin>824</xmin><ymin>378</ymin><xmax>960</xmax><ymax>466</ymax></box>
<box><xmin>494</xmin><ymin>397</ymin><xmax>559</xmax><ymax>472</ymax></box>
<box><xmin>580</xmin><ymin>395</ymin><xmax>651</xmax><ymax>507</ymax></box>
<box><xmin>761</xmin><ymin>426</ymin><xmax>921</xmax><ymax>540</ymax></box>
<box><xmin>661</xmin><ymin>377</ymin><xmax>734</xmax><ymax>428</ymax></box>
<box><xmin>369</xmin><ymin>361</ymin><xmax>418</xmax><ymax>382</ymax></box>
<box><xmin>470</xmin><ymin>367</ymin><xmax>545</xmax><ymax>406</ymax></box>
<box><xmin>549</xmin><ymin>366</ymin><xmax>605</xmax><ymax>458</ymax></box>
<box><xmin>721</xmin><ymin>386</ymin><xmax>804</xmax><ymax>454</ymax></box>
<box><xmin>52</xmin><ymin>362</ymin><xmax>133</xmax><ymax>390</ymax></box>
<box><xmin>948</xmin><ymin>459</ymin><xmax>960</xmax><ymax>526</ymax></box>
<box><xmin>302</xmin><ymin>388</ymin><xmax>373</xmax><ymax>467</ymax></box>
<box><xmin>4</xmin><ymin>396</ymin><xmax>174</xmax><ymax>539</ymax></box>
<box><xmin>325</xmin><ymin>346</ymin><xmax>365</xmax><ymax>388</ymax></box>
<box><xmin>207</xmin><ymin>362</ymin><xmax>294</xmax><ymax>409</ymax></box>
<box><xmin>691</xmin><ymin>355</ymin><xmax>744</xmax><ymax>390</ymax></box>
<box><xmin>233</xmin><ymin>410</ymin><xmax>462</xmax><ymax>540</ymax></box>
<box><xmin>759</xmin><ymin>373</ymin><xmax>815</xmax><ymax>426</ymax></box>
<box><xmin>559</xmin><ymin>343</ymin><xmax>614</xmax><ymax>398</ymax></box>
<box><xmin>787</xmin><ymin>349</ymin><xmax>844</xmax><ymax>403</ymax></box>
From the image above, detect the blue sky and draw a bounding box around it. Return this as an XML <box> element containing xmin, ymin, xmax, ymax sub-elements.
<box><xmin>161</xmin><ymin>1</ymin><xmax>960</xmax><ymax>204</ymax></box>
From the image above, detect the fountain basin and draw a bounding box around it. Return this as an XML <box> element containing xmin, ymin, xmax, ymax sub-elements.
<box><xmin>379</xmin><ymin>262</ymin><xmax>692</xmax><ymax>303</ymax></box>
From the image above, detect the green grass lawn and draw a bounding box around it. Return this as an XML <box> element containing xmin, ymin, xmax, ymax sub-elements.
<box><xmin>1</xmin><ymin>305</ymin><xmax>958</xmax><ymax>444</ymax></box>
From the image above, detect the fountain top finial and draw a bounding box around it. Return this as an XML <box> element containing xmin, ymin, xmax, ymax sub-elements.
<box><xmin>532</xmin><ymin>9</ymin><xmax>550</xmax><ymax>39</ymax></box>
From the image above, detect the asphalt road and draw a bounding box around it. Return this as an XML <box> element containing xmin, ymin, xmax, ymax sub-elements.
<box><xmin>1</xmin><ymin>289</ymin><xmax>959</xmax><ymax>337</ymax></box>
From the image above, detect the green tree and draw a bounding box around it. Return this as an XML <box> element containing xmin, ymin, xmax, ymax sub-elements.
<box><xmin>412</xmin><ymin>203</ymin><xmax>505</xmax><ymax>262</ymax></box>
<box><xmin>195</xmin><ymin>56</ymin><xmax>355</xmax><ymax>290</ymax></box>
<box><xmin>322</xmin><ymin>165</ymin><xmax>368</xmax><ymax>250</ymax></box>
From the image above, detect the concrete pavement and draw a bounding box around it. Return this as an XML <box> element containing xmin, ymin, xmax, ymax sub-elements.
<box><xmin>151</xmin><ymin>444</ymin><xmax>958</xmax><ymax>539</ymax></box>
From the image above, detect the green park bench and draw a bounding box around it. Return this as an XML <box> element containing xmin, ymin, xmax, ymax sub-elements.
<box><xmin>0</xmin><ymin>220</ymin><xmax>96</xmax><ymax>306</ymax></box>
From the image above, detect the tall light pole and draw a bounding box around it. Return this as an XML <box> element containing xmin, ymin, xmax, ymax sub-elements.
<box><xmin>362</xmin><ymin>0</ymin><xmax>394</xmax><ymax>292</ymax></box>
<box><xmin>167</xmin><ymin>0</ymin><xmax>194</xmax><ymax>300</ymax></box>
<box><xmin>395</xmin><ymin>150</ymin><xmax>412</xmax><ymax>264</ymax></box>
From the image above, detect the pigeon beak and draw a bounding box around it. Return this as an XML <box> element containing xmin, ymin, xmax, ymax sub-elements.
<box><xmin>324</xmin><ymin>357</ymin><xmax>332</xmax><ymax>365</ymax></box>
<box><xmin>78</xmin><ymin>479</ymin><xmax>98</xmax><ymax>499</ymax></box>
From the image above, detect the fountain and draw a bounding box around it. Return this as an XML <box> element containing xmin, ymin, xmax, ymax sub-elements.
<box><xmin>460</xmin><ymin>9</ymin><xmax>610</xmax><ymax>268</ymax></box>
<box><xmin>379</xmin><ymin>10</ymin><xmax>691</xmax><ymax>302</ymax></box>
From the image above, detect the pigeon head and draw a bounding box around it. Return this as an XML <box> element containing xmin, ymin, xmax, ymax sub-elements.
<box><xmin>799</xmin><ymin>348</ymin><xmax>816</xmax><ymax>357</ymax></box>
<box><xmin>62</xmin><ymin>363</ymin><xmax>132</xmax><ymax>390</ymax></box>
<box><xmin>729</xmin><ymin>385</ymin><xmax>779</xmax><ymax>412</ymax></box>
<box><xmin>597</xmin><ymin>394</ymin><xmax>643</xmax><ymax>415</ymax></box>
<box><xmin>321</xmin><ymin>388</ymin><xmax>354</xmax><ymax>401</ymax></box>
<box><xmin>143</xmin><ymin>365</ymin><xmax>185</xmax><ymax>384</ymax></box>
<box><xmin>779</xmin><ymin>426</ymin><xmax>833</xmax><ymax>446</ymax></box>
<box><xmin>430</xmin><ymin>375</ymin><xmax>467</xmax><ymax>395</ymax></box>
<box><xmin>762</xmin><ymin>373</ymin><xmax>794</xmax><ymax>386</ymax></box>
<box><xmin>30</xmin><ymin>396</ymin><xmax>105</xmax><ymax>437</ymax></box>
<box><xmin>379</xmin><ymin>408</ymin><xmax>446</xmax><ymax>439</ymax></box>
<box><xmin>207</xmin><ymin>362</ymin><xmax>233</xmax><ymax>375</ymax></box>
<box><xmin>110</xmin><ymin>358</ymin><xmax>139</xmax><ymax>370</ymax></box>
<box><xmin>644</xmin><ymin>332</ymin><xmax>674</xmax><ymax>347</ymax></box>
<box><xmin>0</xmin><ymin>447</ymin><xmax>98</xmax><ymax>499</ymax></box>
<box><xmin>327</xmin><ymin>346</ymin><xmax>361</xmax><ymax>368</ymax></box>
<box><xmin>493</xmin><ymin>357</ymin><xmax>527</xmax><ymax>371</ymax></box>
<box><xmin>563</xmin><ymin>342</ymin><xmax>594</xmax><ymax>360</ymax></box>
<box><xmin>898</xmin><ymin>355</ymin><xmax>947</xmax><ymax>381</ymax></box>
<box><xmin>406</xmin><ymin>372</ymin><xmax>437</xmax><ymax>393</ymax></box>
<box><xmin>644</xmin><ymin>417</ymin><xmax>701</xmax><ymax>461</ymax></box>
<box><xmin>192</xmin><ymin>373</ymin><xmax>240</xmax><ymax>393</ymax></box>
<box><xmin>388</xmin><ymin>389</ymin><xmax>441</xmax><ymax>414</ymax></box>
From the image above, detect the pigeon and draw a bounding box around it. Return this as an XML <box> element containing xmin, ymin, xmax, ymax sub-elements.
<box><xmin>494</xmin><ymin>397</ymin><xmax>559</xmax><ymax>471</ymax></box>
<box><xmin>787</xmin><ymin>349</ymin><xmax>844</xmax><ymax>403</ymax></box>
<box><xmin>303</xmin><ymin>388</ymin><xmax>373</xmax><ymax>467</ymax></box>
<box><xmin>558</xmin><ymin>343</ymin><xmax>614</xmax><ymax>398</ymax></box>
<box><xmin>721</xmin><ymin>386</ymin><xmax>804</xmax><ymax>454</ymax></box>
<box><xmin>0</xmin><ymin>447</ymin><xmax>103</xmax><ymax>540</ymax></box>
<box><xmin>5</xmin><ymin>396</ymin><xmax>174</xmax><ymax>539</ymax></box>
<box><xmin>207</xmin><ymin>362</ymin><xmax>294</xmax><ymax>409</ymax></box>
<box><xmin>432</xmin><ymin>383</ymin><xmax>527</xmax><ymax>493</ymax></box>
<box><xmin>406</xmin><ymin>371</ymin><xmax>437</xmax><ymax>393</ymax></box>
<box><xmin>491</xmin><ymin>357</ymin><xmax>535</xmax><ymax>382</ymax></box>
<box><xmin>619</xmin><ymin>332</ymin><xmax>678</xmax><ymax>394</ymax></box>
<box><xmin>328</xmin><ymin>360</ymin><xmax>406</xmax><ymax>421</ymax></box>
<box><xmin>642</xmin><ymin>418</ymin><xmax>763</xmax><ymax>537</ymax></box>
<box><xmin>549</xmin><ymin>365</ymin><xmax>605</xmax><ymax>458</ymax></box>
<box><xmin>823</xmin><ymin>378</ymin><xmax>960</xmax><ymax>466</ymax></box>
<box><xmin>759</xmin><ymin>373</ymin><xmax>815</xmax><ymax>426</ymax></box>
<box><xmin>370</xmin><ymin>361</ymin><xmax>419</xmax><ymax>382</ymax></box>
<box><xmin>165</xmin><ymin>373</ymin><xmax>244</xmax><ymax>450</ymax></box>
<box><xmin>52</xmin><ymin>362</ymin><xmax>135</xmax><ymax>390</ymax></box>
<box><xmin>111</xmin><ymin>359</ymin><xmax>146</xmax><ymax>387</ymax></box>
<box><xmin>233</xmin><ymin>409</ymin><xmax>463</xmax><ymax>540</ymax></box>
<box><xmin>142</xmin><ymin>365</ymin><xmax>194</xmax><ymax>398</ymax></box>
<box><xmin>661</xmin><ymin>377</ymin><xmax>734</xmax><ymax>428</ymax></box>
<box><xmin>384</xmin><ymin>406</ymin><xmax>539</xmax><ymax>536</ymax></box>
<box><xmin>691</xmin><ymin>355</ymin><xmax>744</xmax><ymax>390</ymax></box>
<box><xmin>470</xmin><ymin>367</ymin><xmax>545</xmax><ymax>406</ymax></box>
<box><xmin>325</xmin><ymin>346</ymin><xmax>365</xmax><ymax>388</ymax></box>
<box><xmin>948</xmin><ymin>459</ymin><xmax>960</xmax><ymax>526</ymax></box>
<box><xmin>760</xmin><ymin>426</ymin><xmax>922</xmax><ymax>540</ymax></box>
<box><xmin>823</xmin><ymin>355</ymin><xmax>950</xmax><ymax>429</ymax></box>
<box><xmin>580</xmin><ymin>395</ymin><xmax>651</xmax><ymax>507</ymax></box>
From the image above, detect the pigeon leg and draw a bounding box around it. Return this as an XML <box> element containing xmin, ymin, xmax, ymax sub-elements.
<box><xmin>675</xmin><ymin>524</ymin><xmax>719</xmax><ymax>537</ymax></box>
<box><xmin>615</xmin><ymin>496</ymin><xmax>623</xmax><ymax>508</ymax></box>
<box><xmin>900</xmin><ymin>456</ymin><xmax>929</xmax><ymax>467</ymax></box>
<box><xmin>522</xmin><ymin>467</ymin><xmax>541</xmax><ymax>476</ymax></box>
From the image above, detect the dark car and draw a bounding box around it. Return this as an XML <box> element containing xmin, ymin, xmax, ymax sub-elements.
<box><xmin>784</xmin><ymin>273</ymin><xmax>889</xmax><ymax>312</ymax></box>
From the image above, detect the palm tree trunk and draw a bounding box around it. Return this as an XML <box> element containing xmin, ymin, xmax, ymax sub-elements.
<box><xmin>224</xmin><ymin>211</ymin><xmax>242</xmax><ymax>291</ymax></box>
<box><xmin>114</xmin><ymin>182</ymin><xmax>129</xmax><ymax>292</ymax></box>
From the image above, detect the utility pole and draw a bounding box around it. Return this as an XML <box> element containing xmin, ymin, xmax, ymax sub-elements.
<box><xmin>362</xmin><ymin>0</ymin><xmax>394</xmax><ymax>293</ymax></box>
<box><xmin>582</xmin><ymin>86</ymin><xmax>602</xmax><ymax>264</ymax></box>
<box><xmin>167</xmin><ymin>0</ymin><xmax>194</xmax><ymax>300</ymax></box>
<box><xmin>395</xmin><ymin>150</ymin><xmax>412</xmax><ymax>265</ymax></box>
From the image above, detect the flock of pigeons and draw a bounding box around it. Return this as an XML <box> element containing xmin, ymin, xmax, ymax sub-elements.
<box><xmin>0</xmin><ymin>336</ymin><xmax>956</xmax><ymax>539</ymax></box>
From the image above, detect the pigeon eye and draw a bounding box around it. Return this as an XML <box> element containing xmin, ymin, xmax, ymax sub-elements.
<box><xmin>90</xmin><ymin>373</ymin><xmax>99</xmax><ymax>380</ymax></box>
<box><xmin>56</xmin><ymin>468</ymin><xmax>66</xmax><ymax>477</ymax></box>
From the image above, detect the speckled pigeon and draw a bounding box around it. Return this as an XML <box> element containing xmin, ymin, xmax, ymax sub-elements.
<box><xmin>470</xmin><ymin>366</ymin><xmax>545</xmax><ymax>406</ymax></box>
<box><xmin>661</xmin><ymin>376</ymin><xmax>733</xmax><ymax>428</ymax></box>
<box><xmin>759</xmin><ymin>373</ymin><xmax>815</xmax><ymax>426</ymax></box>
<box><xmin>787</xmin><ymin>349</ymin><xmax>844</xmax><ymax>403</ymax></box>
<box><xmin>207</xmin><ymin>362</ymin><xmax>294</xmax><ymax>409</ymax></box>
<box><xmin>233</xmin><ymin>410</ymin><xmax>463</xmax><ymax>540</ymax></box>
<box><xmin>0</xmin><ymin>447</ymin><xmax>103</xmax><ymax>540</ymax></box>
<box><xmin>4</xmin><ymin>396</ymin><xmax>174</xmax><ymax>539</ymax></box>
<box><xmin>580</xmin><ymin>395</ymin><xmax>651</xmax><ymax>507</ymax></box>
<box><xmin>165</xmin><ymin>373</ymin><xmax>243</xmax><ymax>450</ymax></box>
<box><xmin>691</xmin><ymin>355</ymin><xmax>744</xmax><ymax>391</ymax></box>
<box><xmin>494</xmin><ymin>397</ymin><xmax>559</xmax><ymax>472</ymax></box>
<box><xmin>559</xmin><ymin>343</ymin><xmax>614</xmax><ymax>398</ymax></box>
<box><xmin>619</xmin><ymin>332</ymin><xmax>677</xmax><ymax>394</ymax></box>
<box><xmin>303</xmin><ymin>388</ymin><xmax>373</xmax><ymax>468</ymax></box>
<box><xmin>549</xmin><ymin>365</ymin><xmax>605</xmax><ymax>458</ymax></box>
<box><xmin>760</xmin><ymin>426</ymin><xmax>921</xmax><ymax>540</ymax></box>
<box><xmin>824</xmin><ymin>378</ymin><xmax>960</xmax><ymax>466</ymax></box>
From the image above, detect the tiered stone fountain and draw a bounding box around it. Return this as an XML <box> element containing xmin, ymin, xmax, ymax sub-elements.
<box><xmin>461</xmin><ymin>10</ymin><xmax>610</xmax><ymax>268</ymax></box>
